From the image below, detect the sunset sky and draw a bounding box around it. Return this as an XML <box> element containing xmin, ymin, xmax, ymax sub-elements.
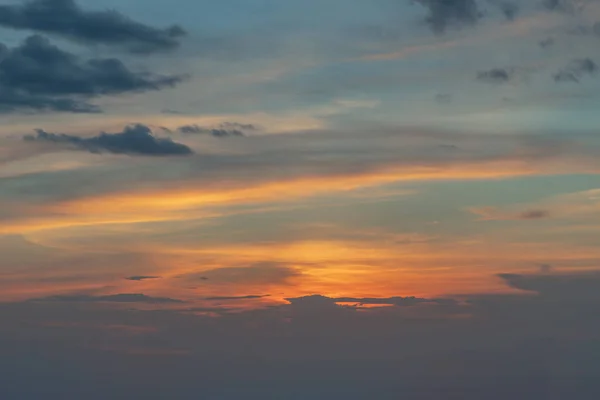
<box><xmin>1</xmin><ymin>0</ymin><xmax>600</xmax><ymax>399</ymax></box>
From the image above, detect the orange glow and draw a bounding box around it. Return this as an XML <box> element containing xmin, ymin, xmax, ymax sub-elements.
<box><xmin>3</xmin><ymin>231</ymin><xmax>599</xmax><ymax>306</ymax></box>
<box><xmin>3</xmin><ymin>157</ymin><xmax>599</xmax><ymax>309</ymax></box>
<box><xmin>1</xmin><ymin>159</ymin><xmax>559</xmax><ymax>235</ymax></box>
<box><xmin>6</xmin><ymin>236</ymin><xmax>592</xmax><ymax>304</ymax></box>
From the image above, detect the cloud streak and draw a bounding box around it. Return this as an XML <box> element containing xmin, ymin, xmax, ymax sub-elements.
<box><xmin>203</xmin><ymin>295</ymin><xmax>270</xmax><ymax>301</ymax></box>
<box><xmin>177</xmin><ymin>124</ymin><xmax>246</xmax><ymax>137</ymax></box>
<box><xmin>287</xmin><ymin>294</ymin><xmax>456</xmax><ymax>307</ymax></box>
<box><xmin>187</xmin><ymin>263</ymin><xmax>301</xmax><ymax>286</ymax></box>
<box><xmin>2</xmin><ymin>126</ymin><xmax>598</xmax><ymax>234</ymax></box>
<box><xmin>470</xmin><ymin>206</ymin><xmax>553</xmax><ymax>221</ymax></box>
<box><xmin>125</xmin><ymin>276</ymin><xmax>161</xmax><ymax>281</ymax></box>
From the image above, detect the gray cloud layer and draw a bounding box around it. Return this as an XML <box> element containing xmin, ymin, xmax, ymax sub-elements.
<box><xmin>0</xmin><ymin>0</ymin><xmax>186</xmax><ymax>54</ymax></box>
<box><xmin>24</xmin><ymin>124</ymin><xmax>193</xmax><ymax>156</ymax></box>
<box><xmin>3</xmin><ymin>270</ymin><xmax>600</xmax><ymax>399</ymax></box>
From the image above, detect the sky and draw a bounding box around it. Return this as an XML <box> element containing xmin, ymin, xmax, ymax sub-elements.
<box><xmin>1</xmin><ymin>0</ymin><xmax>600</xmax><ymax>398</ymax></box>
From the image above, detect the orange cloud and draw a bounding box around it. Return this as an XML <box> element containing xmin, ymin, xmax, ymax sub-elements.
<box><xmin>2</xmin><ymin>158</ymin><xmax>567</xmax><ymax>235</ymax></box>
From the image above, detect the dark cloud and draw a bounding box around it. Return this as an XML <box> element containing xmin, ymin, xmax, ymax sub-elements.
<box><xmin>0</xmin><ymin>35</ymin><xmax>183</xmax><ymax>113</ymax></box>
<box><xmin>517</xmin><ymin>209</ymin><xmax>551</xmax><ymax>220</ymax></box>
<box><xmin>543</xmin><ymin>0</ymin><xmax>563</xmax><ymax>11</ymax></box>
<box><xmin>188</xmin><ymin>263</ymin><xmax>301</xmax><ymax>285</ymax></box>
<box><xmin>177</xmin><ymin>124</ymin><xmax>247</xmax><ymax>137</ymax></box>
<box><xmin>162</xmin><ymin>108</ymin><xmax>184</xmax><ymax>115</ymax></box>
<box><xmin>287</xmin><ymin>294</ymin><xmax>456</xmax><ymax>307</ymax></box>
<box><xmin>0</xmin><ymin>92</ymin><xmax>100</xmax><ymax>113</ymax></box>
<box><xmin>413</xmin><ymin>0</ymin><xmax>482</xmax><ymax>34</ymax></box>
<box><xmin>554</xmin><ymin>58</ymin><xmax>598</xmax><ymax>83</ymax></box>
<box><xmin>539</xmin><ymin>37</ymin><xmax>555</xmax><ymax>48</ymax></box>
<box><xmin>565</xmin><ymin>24</ymin><xmax>592</xmax><ymax>36</ymax></box>
<box><xmin>125</xmin><ymin>276</ymin><xmax>161</xmax><ymax>281</ymax></box>
<box><xmin>219</xmin><ymin>122</ymin><xmax>257</xmax><ymax>131</ymax></box>
<box><xmin>30</xmin><ymin>293</ymin><xmax>184</xmax><ymax>304</ymax></box>
<box><xmin>204</xmin><ymin>295</ymin><xmax>270</xmax><ymax>301</ymax></box>
<box><xmin>498</xmin><ymin>2</ymin><xmax>519</xmax><ymax>20</ymax></box>
<box><xmin>435</xmin><ymin>93</ymin><xmax>453</xmax><ymax>103</ymax></box>
<box><xmin>0</xmin><ymin>0</ymin><xmax>186</xmax><ymax>54</ymax></box>
<box><xmin>335</xmin><ymin>296</ymin><xmax>456</xmax><ymax>306</ymax></box>
<box><xmin>24</xmin><ymin>124</ymin><xmax>193</xmax><ymax>156</ymax></box>
<box><xmin>439</xmin><ymin>143</ymin><xmax>459</xmax><ymax>150</ymax></box>
<box><xmin>497</xmin><ymin>270</ymin><xmax>600</xmax><ymax>299</ymax></box>
<box><xmin>476</xmin><ymin>67</ymin><xmax>514</xmax><ymax>83</ymax></box>
<box><xmin>542</xmin><ymin>0</ymin><xmax>584</xmax><ymax>13</ymax></box>
<box><xmin>539</xmin><ymin>263</ymin><xmax>553</xmax><ymax>273</ymax></box>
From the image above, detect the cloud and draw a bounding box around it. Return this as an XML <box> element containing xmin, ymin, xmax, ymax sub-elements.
<box><xmin>539</xmin><ymin>37</ymin><xmax>555</xmax><ymax>48</ymax></box>
<box><xmin>554</xmin><ymin>58</ymin><xmax>598</xmax><ymax>83</ymax></box>
<box><xmin>162</xmin><ymin>108</ymin><xmax>184</xmax><ymax>115</ymax></box>
<box><xmin>286</xmin><ymin>294</ymin><xmax>456</xmax><ymax>307</ymax></box>
<box><xmin>30</xmin><ymin>293</ymin><xmax>184</xmax><ymax>304</ymax></box>
<box><xmin>542</xmin><ymin>0</ymin><xmax>585</xmax><ymax>13</ymax></box>
<box><xmin>219</xmin><ymin>122</ymin><xmax>257</xmax><ymax>131</ymax></box>
<box><xmin>2</xmin><ymin>126</ymin><xmax>597</xmax><ymax>235</ymax></box>
<box><xmin>476</xmin><ymin>68</ymin><xmax>514</xmax><ymax>84</ymax></box>
<box><xmin>125</xmin><ymin>276</ymin><xmax>161</xmax><ymax>281</ymax></box>
<box><xmin>435</xmin><ymin>93</ymin><xmax>453</xmax><ymax>103</ymax></box>
<box><xmin>498</xmin><ymin>2</ymin><xmax>519</xmax><ymax>20</ymax></box>
<box><xmin>3</xmin><ymin>270</ymin><xmax>600</xmax><ymax>399</ymax></box>
<box><xmin>177</xmin><ymin>124</ymin><xmax>245</xmax><ymax>137</ymax></box>
<box><xmin>470</xmin><ymin>206</ymin><xmax>552</xmax><ymax>221</ymax></box>
<box><xmin>484</xmin><ymin>0</ymin><xmax>519</xmax><ymax>20</ymax></box>
<box><xmin>187</xmin><ymin>263</ymin><xmax>301</xmax><ymax>285</ymax></box>
<box><xmin>0</xmin><ymin>35</ymin><xmax>183</xmax><ymax>113</ymax></box>
<box><xmin>203</xmin><ymin>295</ymin><xmax>270</xmax><ymax>301</ymax></box>
<box><xmin>497</xmin><ymin>270</ymin><xmax>600</xmax><ymax>299</ymax></box>
<box><xmin>24</xmin><ymin>124</ymin><xmax>193</xmax><ymax>156</ymax></box>
<box><xmin>468</xmin><ymin>189</ymin><xmax>600</xmax><ymax>223</ymax></box>
<box><xmin>0</xmin><ymin>0</ymin><xmax>186</xmax><ymax>54</ymax></box>
<box><xmin>539</xmin><ymin>263</ymin><xmax>553</xmax><ymax>273</ymax></box>
<box><xmin>413</xmin><ymin>0</ymin><xmax>482</xmax><ymax>34</ymax></box>
<box><xmin>517</xmin><ymin>209</ymin><xmax>551</xmax><ymax>220</ymax></box>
